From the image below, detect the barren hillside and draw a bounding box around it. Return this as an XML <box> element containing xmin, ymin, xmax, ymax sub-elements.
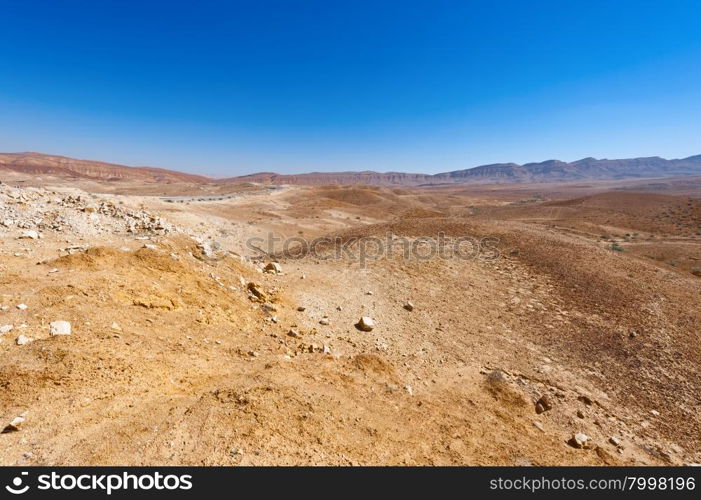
<box><xmin>1</xmin><ymin>180</ymin><xmax>699</xmax><ymax>465</ymax></box>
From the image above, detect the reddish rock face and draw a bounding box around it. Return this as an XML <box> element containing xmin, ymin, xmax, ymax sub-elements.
<box><xmin>0</xmin><ymin>152</ymin><xmax>209</xmax><ymax>183</ymax></box>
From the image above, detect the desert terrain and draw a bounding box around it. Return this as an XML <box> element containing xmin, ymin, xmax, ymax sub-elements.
<box><xmin>1</xmin><ymin>164</ymin><xmax>700</xmax><ymax>466</ymax></box>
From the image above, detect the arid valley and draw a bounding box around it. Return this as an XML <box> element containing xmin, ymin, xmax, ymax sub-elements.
<box><xmin>1</xmin><ymin>154</ymin><xmax>700</xmax><ymax>466</ymax></box>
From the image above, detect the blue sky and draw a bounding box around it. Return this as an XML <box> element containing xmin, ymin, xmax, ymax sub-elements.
<box><xmin>1</xmin><ymin>0</ymin><xmax>700</xmax><ymax>176</ymax></box>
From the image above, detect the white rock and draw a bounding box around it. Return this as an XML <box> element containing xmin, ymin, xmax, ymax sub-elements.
<box><xmin>569</xmin><ymin>432</ymin><xmax>592</xmax><ymax>449</ymax></box>
<box><xmin>0</xmin><ymin>324</ymin><xmax>13</xmax><ymax>334</ymax></box>
<box><xmin>50</xmin><ymin>321</ymin><xmax>72</xmax><ymax>336</ymax></box>
<box><xmin>403</xmin><ymin>301</ymin><xmax>414</xmax><ymax>311</ymax></box>
<box><xmin>319</xmin><ymin>317</ymin><xmax>330</xmax><ymax>326</ymax></box>
<box><xmin>3</xmin><ymin>416</ymin><xmax>25</xmax><ymax>432</ymax></box>
<box><xmin>19</xmin><ymin>230</ymin><xmax>39</xmax><ymax>239</ymax></box>
<box><xmin>16</xmin><ymin>334</ymin><xmax>32</xmax><ymax>345</ymax></box>
<box><xmin>357</xmin><ymin>316</ymin><xmax>375</xmax><ymax>331</ymax></box>
<box><xmin>16</xmin><ymin>304</ymin><xmax>28</xmax><ymax>311</ymax></box>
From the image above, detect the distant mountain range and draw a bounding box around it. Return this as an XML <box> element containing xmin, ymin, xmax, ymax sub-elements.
<box><xmin>2</xmin><ymin>151</ymin><xmax>701</xmax><ymax>186</ymax></box>
<box><xmin>227</xmin><ymin>155</ymin><xmax>701</xmax><ymax>185</ymax></box>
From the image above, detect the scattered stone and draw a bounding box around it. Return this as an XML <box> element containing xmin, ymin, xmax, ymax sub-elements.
<box><xmin>336</xmin><ymin>306</ymin><xmax>342</xmax><ymax>311</ymax></box>
<box><xmin>19</xmin><ymin>230</ymin><xmax>39</xmax><ymax>240</ymax></box>
<box><xmin>142</xmin><ymin>243</ymin><xmax>157</xmax><ymax>250</ymax></box>
<box><xmin>16</xmin><ymin>304</ymin><xmax>28</xmax><ymax>311</ymax></box>
<box><xmin>650</xmin><ymin>409</ymin><xmax>660</xmax><ymax>417</ymax></box>
<box><xmin>0</xmin><ymin>324</ymin><xmax>13</xmax><ymax>334</ymax></box>
<box><xmin>2</xmin><ymin>416</ymin><xmax>25</xmax><ymax>433</ymax></box>
<box><xmin>16</xmin><ymin>334</ymin><xmax>32</xmax><ymax>345</ymax></box>
<box><xmin>366</xmin><ymin>291</ymin><xmax>373</xmax><ymax>295</ymax></box>
<box><xmin>577</xmin><ymin>395</ymin><xmax>593</xmax><ymax>406</ymax></box>
<box><xmin>288</xmin><ymin>329</ymin><xmax>301</xmax><ymax>338</ymax></box>
<box><xmin>111</xmin><ymin>322</ymin><xmax>122</xmax><ymax>331</ymax></box>
<box><xmin>577</xmin><ymin>410</ymin><xmax>585</xmax><ymax>419</ymax></box>
<box><xmin>322</xmin><ymin>344</ymin><xmax>331</xmax><ymax>355</ymax></box>
<box><xmin>197</xmin><ymin>240</ymin><xmax>223</xmax><ymax>259</ymax></box>
<box><xmin>49</xmin><ymin>320</ymin><xmax>72</xmax><ymax>336</ymax></box>
<box><xmin>533</xmin><ymin>421</ymin><xmax>545</xmax><ymax>432</ymax></box>
<box><xmin>629</xmin><ymin>330</ymin><xmax>638</xmax><ymax>338</ymax></box>
<box><xmin>609</xmin><ymin>436</ymin><xmax>622</xmax><ymax>447</ymax></box>
<box><xmin>48</xmin><ymin>268</ymin><xmax>59</xmax><ymax>273</ymax></box>
<box><xmin>319</xmin><ymin>317</ymin><xmax>330</xmax><ymax>326</ymax></box>
<box><xmin>535</xmin><ymin>393</ymin><xmax>553</xmax><ymax>414</ymax></box>
<box><xmin>568</xmin><ymin>433</ymin><xmax>593</xmax><ymax>449</ymax></box>
<box><xmin>404</xmin><ymin>385</ymin><xmax>413</xmax><ymax>395</ymax></box>
<box><xmin>297</xmin><ymin>306</ymin><xmax>306</xmax><ymax>312</ymax></box>
<box><xmin>403</xmin><ymin>301</ymin><xmax>414</xmax><ymax>312</ymax></box>
<box><xmin>357</xmin><ymin>316</ymin><xmax>375</xmax><ymax>332</ymax></box>
<box><xmin>246</xmin><ymin>282</ymin><xmax>266</xmax><ymax>301</ymax></box>
<box><xmin>261</xmin><ymin>303</ymin><xmax>277</xmax><ymax>312</ymax></box>
<box><xmin>264</xmin><ymin>262</ymin><xmax>282</xmax><ymax>274</ymax></box>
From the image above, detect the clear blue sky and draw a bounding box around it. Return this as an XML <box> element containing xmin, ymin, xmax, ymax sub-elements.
<box><xmin>1</xmin><ymin>0</ymin><xmax>700</xmax><ymax>176</ymax></box>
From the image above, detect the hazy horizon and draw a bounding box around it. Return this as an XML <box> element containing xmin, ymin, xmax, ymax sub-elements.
<box><xmin>4</xmin><ymin>149</ymin><xmax>701</xmax><ymax>179</ymax></box>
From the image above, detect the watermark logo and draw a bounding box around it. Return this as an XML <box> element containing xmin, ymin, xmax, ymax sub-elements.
<box><xmin>244</xmin><ymin>231</ymin><xmax>500</xmax><ymax>267</ymax></box>
<box><xmin>5</xmin><ymin>472</ymin><xmax>29</xmax><ymax>495</ymax></box>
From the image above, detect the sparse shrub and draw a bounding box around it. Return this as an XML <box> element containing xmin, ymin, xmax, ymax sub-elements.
<box><xmin>609</xmin><ymin>243</ymin><xmax>624</xmax><ymax>252</ymax></box>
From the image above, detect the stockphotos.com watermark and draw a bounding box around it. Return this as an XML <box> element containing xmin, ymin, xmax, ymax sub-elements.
<box><xmin>242</xmin><ymin>232</ymin><xmax>501</xmax><ymax>267</ymax></box>
<box><xmin>4</xmin><ymin>470</ymin><xmax>192</xmax><ymax>495</ymax></box>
